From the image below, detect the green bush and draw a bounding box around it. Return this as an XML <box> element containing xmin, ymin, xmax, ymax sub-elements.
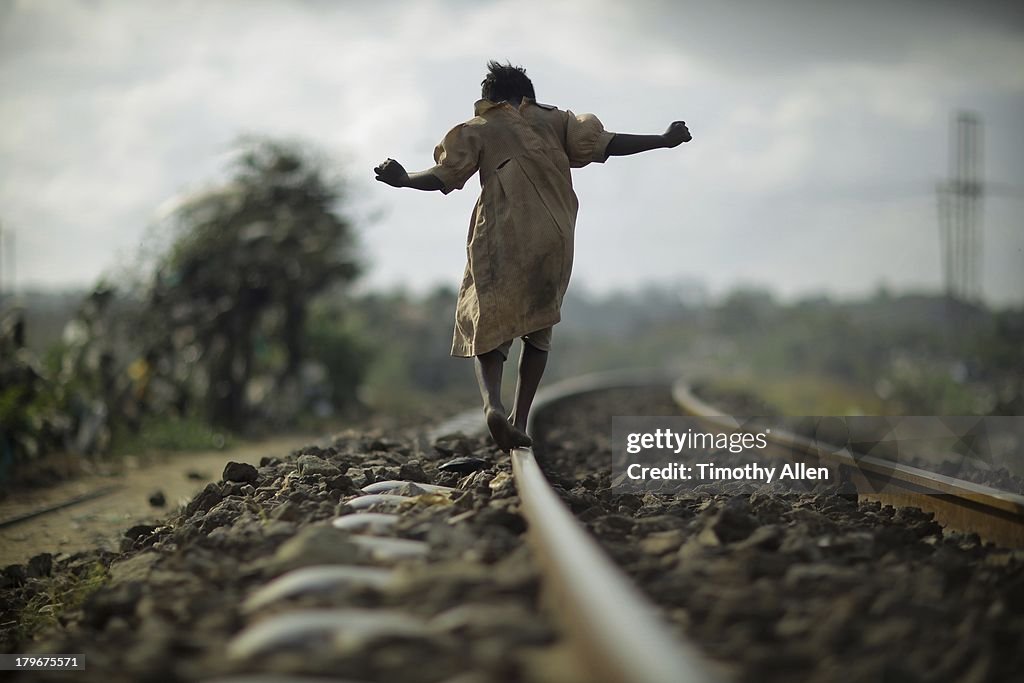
<box><xmin>304</xmin><ymin>308</ymin><xmax>372</xmax><ymax>411</ymax></box>
<box><xmin>110</xmin><ymin>414</ymin><xmax>231</xmax><ymax>456</ymax></box>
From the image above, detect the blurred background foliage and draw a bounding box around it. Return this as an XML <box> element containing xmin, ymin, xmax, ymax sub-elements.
<box><xmin>1</xmin><ymin>139</ymin><xmax>1022</xmax><ymax>484</ymax></box>
<box><xmin>0</xmin><ymin>137</ymin><xmax>367</xmax><ymax>481</ymax></box>
<box><xmin>137</xmin><ymin>137</ymin><xmax>362</xmax><ymax>430</ymax></box>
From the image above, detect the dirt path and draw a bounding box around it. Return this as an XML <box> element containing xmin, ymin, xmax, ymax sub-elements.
<box><xmin>0</xmin><ymin>434</ymin><xmax>317</xmax><ymax>566</ymax></box>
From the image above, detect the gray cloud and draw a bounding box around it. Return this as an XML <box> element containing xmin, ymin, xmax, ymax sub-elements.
<box><xmin>1</xmin><ymin>0</ymin><xmax>1021</xmax><ymax>304</ymax></box>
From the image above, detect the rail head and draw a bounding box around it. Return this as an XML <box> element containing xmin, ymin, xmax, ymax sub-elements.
<box><xmin>512</xmin><ymin>445</ymin><xmax>720</xmax><ymax>683</ymax></box>
<box><xmin>519</xmin><ymin>370</ymin><xmax>722</xmax><ymax>683</ymax></box>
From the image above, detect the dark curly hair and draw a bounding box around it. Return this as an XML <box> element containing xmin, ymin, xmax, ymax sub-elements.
<box><xmin>480</xmin><ymin>60</ymin><xmax>535</xmax><ymax>102</ymax></box>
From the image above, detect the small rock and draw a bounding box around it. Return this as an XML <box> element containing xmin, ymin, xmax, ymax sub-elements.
<box><xmin>474</xmin><ymin>505</ymin><xmax>526</xmax><ymax>533</ymax></box>
<box><xmin>269</xmin><ymin>525</ymin><xmax>362</xmax><ymax>574</ymax></box>
<box><xmin>0</xmin><ymin>564</ymin><xmax>27</xmax><ymax>589</ymax></box>
<box><xmin>82</xmin><ymin>581</ymin><xmax>143</xmax><ymax>629</ymax></box>
<box><xmin>640</xmin><ymin>530</ymin><xmax>684</xmax><ymax>555</ymax></box>
<box><xmin>222</xmin><ymin>482</ymin><xmax>246</xmax><ymax>496</ymax></box>
<box><xmin>345</xmin><ymin>467</ymin><xmax>369</xmax><ymax>489</ymax></box>
<box><xmin>297</xmin><ymin>454</ymin><xmax>341</xmax><ymax>478</ymax></box>
<box><xmin>184</xmin><ymin>482</ymin><xmax>223</xmax><ymax>517</ymax></box>
<box><xmin>108</xmin><ymin>551</ymin><xmax>160</xmax><ymax>584</ymax></box>
<box><xmin>708</xmin><ymin>496</ymin><xmax>758</xmax><ymax>543</ymax></box>
<box><xmin>26</xmin><ymin>553</ymin><xmax>53</xmax><ymax>578</ymax></box>
<box><xmin>199</xmin><ymin>502</ymin><xmax>241</xmax><ymax>532</ymax></box>
<box><xmin>223</xmin><ymin>461</ymin><xmax>259</xmax><ymax>483</ymax></box>
<box><xmin>122</xmin><ymin>524</ymin><xmax>163</xmax><ymax>552</ymax></box>
<box><xmin>326</xmin><ymin>473</ymin><xmax>355</xmax><ymax>492</ymax></box>
<box><xmin>392</xmin><ymin>482</ymin><xmax>430</xmax><ymax>497</ymax></box>
<box><xmin>488</xmin><ymin>471</ymin><xmax>516</xmax><ymax>497</ymax></box>
<box><xmin>185</xmin><ymin>470</ymin><xmax>206</xmax><ymax>481</ymax></box>
<box><xmin>433</xmin><ymin>434</ymin><xmax>474</xmax><ymax>458</ymax></box>
<box><xmin>270</xmin><ymin>500</ymin><xmax>301</xmax><ymax>522</ymax></box>
<box><xmin>148</xmin><ymin>490</ymin><xmax>166</xmax><ymax>507</ymax></box>
<box><xmin>399</xmin><ymin>462</ymin><xmax>428</xmax><ymax>482</ymax></box>
<box><xmin>733</xmin><ymin>525</ymin><xmax>783</xmax><ymax>552</ymax></box>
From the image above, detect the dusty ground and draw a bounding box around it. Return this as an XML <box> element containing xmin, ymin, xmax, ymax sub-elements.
<box><xmin>0</xmin><ymin>435</ymin><xmax>317</xmax><ymax>566</ymax></box>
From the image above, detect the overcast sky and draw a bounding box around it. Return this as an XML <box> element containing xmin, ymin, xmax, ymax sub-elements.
<box><xmin>1</xmin><ymin>0</ymin><xmax>1022</xmax><ymax>304</ymax></box>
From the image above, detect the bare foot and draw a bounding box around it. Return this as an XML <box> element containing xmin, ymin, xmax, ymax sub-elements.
<box><xmin>486</xmin><ymin>408</ymin><xmax>533</xmax><ymax>451</ymax></box>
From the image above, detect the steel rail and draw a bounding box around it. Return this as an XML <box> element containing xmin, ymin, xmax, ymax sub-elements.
<box><xmin>672</xmin><ymin>381</ymin><xmax>1024</xmax><ymax>549</ymax></box>
<box><xmin>433</xmin><ymin>371</ymin><xmax>721</xmax><ymax>682</ymax></box>
<box><xmin>513</xmin><ymin>371</ymin><xmax>721</xmax><ymax>683</ymax></box>
<box><xmin>0</xmin><ymin>484</ymin><xmax>123</xmax><ymax>529</ymax></box>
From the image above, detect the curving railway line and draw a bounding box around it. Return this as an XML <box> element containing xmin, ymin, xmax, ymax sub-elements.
<box><xmin>528</xmin><ymin>374</ymin><xmax>1024</xmax><ymax>683</ymax></box>
<box><xmin>11</xmin><ymin>371</ymin><xmax>1023</xmax><ymax>683</ymax></box>
<box><xmin>446</xmin><ymin>370</ymin><xmax>1024</xmax><ymax>682</ymax></box>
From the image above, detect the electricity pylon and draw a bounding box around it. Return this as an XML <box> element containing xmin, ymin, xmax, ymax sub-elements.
<box><xmin>936</xmin><ymin>112</ymin><xmax>984</xmax><ymax>302</ymax></box>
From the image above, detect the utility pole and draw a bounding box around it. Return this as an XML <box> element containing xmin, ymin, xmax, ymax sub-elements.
<box><xmin>7</xmin><ymin>227</ymin><xmax>14</xmax><ymax>298</ymax></box>
<box><xmin>0</xmin><ymin>221</ymin><xmax>11</xmax><ymax>303</ymax></box>
<box><xmin>936</xmin><ymin>111</ymin><xmax>984</xmax><ymax>302</ymax></box>
<box><xmin>0</xmin><ymin>224</ymin><xmax>13</xmax><ymax>301</ymax></box>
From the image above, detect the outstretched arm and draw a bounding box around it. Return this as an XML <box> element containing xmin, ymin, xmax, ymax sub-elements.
<box><xmin>605</xmin><ymin>121</ymin><xmax>691</xmax><ymax>157</ymax></box>
<box><xmin>374</xmin><ymin>158</ymin><xmax>445</xmax><ymax>191</ymax></box>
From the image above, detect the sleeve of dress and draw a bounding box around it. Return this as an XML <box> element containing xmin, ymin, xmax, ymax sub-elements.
<box><xmin>565</xmin><ymin>111</ymin><xmax>616</xmax><ymax>168</ymax></box>
<box><xmin>428</xmin><ymin>123</ymin><xmax>481</xmax><ymax>194</ymax></box>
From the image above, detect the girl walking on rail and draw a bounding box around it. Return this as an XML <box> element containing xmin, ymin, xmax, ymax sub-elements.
<box><xmin>375</xmin><ymin>61</ymin><xmax>691</xmax><ymax>451</ymax></box>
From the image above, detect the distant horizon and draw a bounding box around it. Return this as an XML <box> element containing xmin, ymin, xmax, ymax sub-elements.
<box><xmin>3</xmin><ymin>274</ymin><xmax>1020</xmax><ymax>311</ymax></box>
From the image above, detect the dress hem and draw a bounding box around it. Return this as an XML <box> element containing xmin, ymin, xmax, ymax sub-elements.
<box><xmin>450</xmin><ymin>315</ymin><xmax>561</xmax><ymax>358</ymax></box>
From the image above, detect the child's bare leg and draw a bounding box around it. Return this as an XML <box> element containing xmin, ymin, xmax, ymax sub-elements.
<box><xmin>509</xmin><ymin>341</ymin><xmax>548</xmax><ymax>432</ymax></box>
<box><xmin>474</xmin><ymin>349</ymin><xmax>532</xmax><ymax>450</ymax></box>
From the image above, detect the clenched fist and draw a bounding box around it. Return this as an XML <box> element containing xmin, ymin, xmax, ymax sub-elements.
<box><xmin>374</xmin><ymin>158</ymin><xmax>409</xmax><ymax>187</ymax></box>
<box><xmin>663</xmin><ymin>121</ymin><xmax>691</xmax><ymax>147</ymax></box>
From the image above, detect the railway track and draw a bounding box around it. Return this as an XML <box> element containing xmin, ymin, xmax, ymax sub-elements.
<box><xmin>449</xmin><ymin>370</ymin><xmax>1022</xmax><ymax>682</ymax></box>
<box><xmin>530</xmin><ymin>377</ymin><xmax>1024</xmax><ymax>683</ymax></box>
<box><xmin>673</xmin><ymin>380</ymin><xmax>1024</xmax><ymax>549</ymax></box>
<box><xmin>219</xmin><ymin>371</ymin><xmax>724</xmax><ymax>683</ymax></box>
<box><xmin>507</xmin><ymin>372</ymin><xmax>719</xmax><ymax>683</ymax></box>
<box><xmin>12</xmin><ymin>372</ymin><xmax>1023</xmax><ymax>682</ymax></box>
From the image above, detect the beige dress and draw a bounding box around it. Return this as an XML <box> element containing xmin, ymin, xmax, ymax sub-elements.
<box><xmin>429</xmin><ymin>98</ymin><xmax>615</xmax><ymax>357</ymax></box>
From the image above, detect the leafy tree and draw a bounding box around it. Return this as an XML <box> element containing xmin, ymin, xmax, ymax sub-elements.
<box><xmin>143</xmin><ymin>138</ymin><xmax>361</xmax><ymax>429</ymax></box>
